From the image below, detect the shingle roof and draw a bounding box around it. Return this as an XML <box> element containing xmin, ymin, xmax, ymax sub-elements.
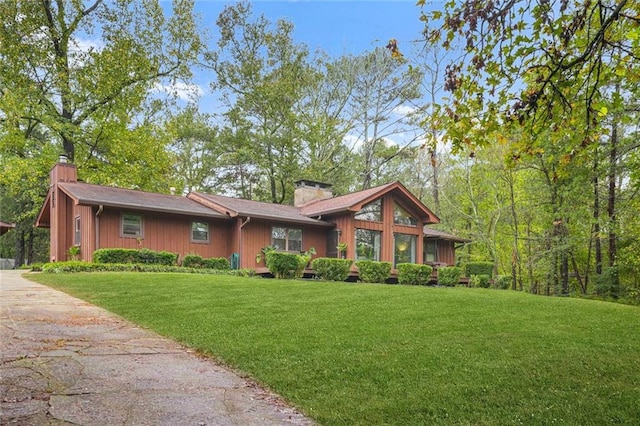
<box><xmin>424</xmin><ymin>227</ymin><xmax>471</xmax><ymax>243</ymax></box>
<box><xmin>189</xmin><ymin>192</ymin><xmax>334</xmax><ymax>227</ymax></box>
<box><xmin>59</xmin><ymin>182</ymin><xmax>228</xmax><ymax>219</ymax></box>
<box><xmin>299</xmin><ymin>182</ymin><xmax>396</xmax><ymax>217</ymax></box>
<box><xmin>299</xmin><ymin>181</ymin><xmax>439</xmax><ymax>224</ymax></box>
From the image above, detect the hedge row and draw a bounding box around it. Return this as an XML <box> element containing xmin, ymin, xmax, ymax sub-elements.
<box><xmin>41</xmin><ymin>261</ymin><xmax>255</xmax><ymax>276</ymax></box>
<box><xmin>93</xmin><ymin>248</ymin><xmax>178</xmax><ymax>265</ymax></box>
<box><xmin>311</xmin><ymin>258</ymin><xmax>353</xmax><ymax>281</ymax></box>
<box><xmin>265</xmin><ymin>251</ymin><xmax>310</xmax><ymax>279</ymax></box>
<box><xmin>465</xmin><ymin>262</ymin><xmax>494</xmax><ymax>278</ymax></box>
<box><xmin>397</xmin><ymin>263</ymin><xmax>433</xmax><ymax>286</ymax></box>
<box><xmin>354</xmin><ymin>260</ymin><xmax>392</xmax><ymax>283</ymax></box>
<box><xmin>182</xmin><ymin>254</ymin><xmax>230</xmax><ymax>270</ymax></box>
<box><xmin>437</xmin><ymin>266</ymin><xmax>463</xmax><ymax>286</ymax></box>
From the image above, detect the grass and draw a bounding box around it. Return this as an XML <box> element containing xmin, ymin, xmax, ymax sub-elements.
<box><xmin>28</xmin><ymin>272</ymin><xmax>640</xmax><ymax>425</ymax></box>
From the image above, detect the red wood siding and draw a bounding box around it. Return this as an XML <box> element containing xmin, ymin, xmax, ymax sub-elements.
<box><xmin>50</xmin><ymin>185</ymin><xmax>75</xmax><ymax>262</ymax></box>
<box><xmin>436</xmin><ymin>240</ymin><xmax>456</xmax><ymax>265</ymax></box>
<box><xmin>75</xmin><ymin>205</ymin><xmax>95</xmax><ymax>262</ymax></box>
<box><xmin>96</xmin><ymin>208</ymin><xmax>233</xmax><ymax>262</ymax></box>
<box><xmin>239</xmin><ymin>219</ymin><xmax>329</xmax><ymax>269</ymax></box>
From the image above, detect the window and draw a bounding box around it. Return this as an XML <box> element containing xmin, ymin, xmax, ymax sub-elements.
<box><xmin>272</xmin><ymin>227</ymin><xmax>302</xmax><ymax>252</ymax></box>
<box><xmin>393</xmin><ymin>203</ymin><xmax>417</xmax><ymax>226</ymax></box>
<box><xmin>74</xmin><ymin>216</ymin><xmax>81</xmax><ymax>245</ymax></box>
<box><xmin>121</xmin><ymin>213</ymin><xmax>143</xmax><ymax>237</ymax></box>
<box><xmin>355</xmin><ymin>229</ymin><xmax>381</xmax><ymax>261</ymax></box>
<box><xmin>355</xmin><ymin>199</ymin><xmax>382</xmax><ymax>221</ymax></box>
<box><xmin>424</xmin><ymin>240</ymin><xmax>437</xmax><ymax>263</ymax></box>
<box><xmin>191</xmin><ymin>221</ymin><xmax>210</xmax><ymax>243</ymax></box>
<box><xmin>394</xmin><ymin>233</ymin><xmax>416</xmax><ymax>266</ymax></box>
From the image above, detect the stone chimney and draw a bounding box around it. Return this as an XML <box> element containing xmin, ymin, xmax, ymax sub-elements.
<box><xmin>50</xmin><ymin>155</ymin><xmax>77</xmax><ymax>184</ymax></box>
<box><xmin>294</xmin><ymin>180</ymin><xmax>333</xmax><ymax>206</ymax></box>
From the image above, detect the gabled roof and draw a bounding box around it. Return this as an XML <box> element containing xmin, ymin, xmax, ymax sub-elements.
<box><xmin>424</xmin><ymin>227</ymin><xmax>471</xmax><ymax>243</ymax></box>
<box><xmin>0</xmin><ymin>221</ymin><xmax>15</xmax><ymax>236</ymax></box>
<box><xmin>299</xmin><ymin>181</ymin><xmax>440</xmax><ymax>224</ymax></box>
<box><xmin>188</xmin><ymin>192</ymin><xmax>334</xmax><ymax>227</ymax></box>
<box><xmin>58</xmin><ymin>182</ymin><xmax>228</xmax><ymax>219</ymax></box>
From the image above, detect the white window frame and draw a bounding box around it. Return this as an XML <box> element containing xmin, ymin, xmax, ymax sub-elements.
<box><xmin>74</xmin><ymin>216</ymin><xmax>81</xmax><ymax>246</ymax></box>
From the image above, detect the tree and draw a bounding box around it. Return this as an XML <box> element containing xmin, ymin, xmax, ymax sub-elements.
<box><xmin>419</xmin><ymin>0</ymin><xmax>640</xmax><ymax>153</ymax></box>
<box><xmin>0</xmin><ymin>0</ymin><xmax>203</xmax><ymax>264</ymax></box>
<box><xmin>206</xmin><ymin>1</ymin><xmax>315</xmax><ymax>203</ymax></box>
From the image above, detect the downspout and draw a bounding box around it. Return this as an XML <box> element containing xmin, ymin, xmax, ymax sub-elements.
<box><xmin>95</xmin><ymin>205</ymin><xmax>103</xmax><ymax>258</ymax></box>
<box><xmin>238</xmin><ymin>216</ymin><xmax>251</xmax><ymax>269</ymax></box>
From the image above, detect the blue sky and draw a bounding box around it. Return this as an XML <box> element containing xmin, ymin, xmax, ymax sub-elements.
<box><xmin>192</xmin><ymin>0</ymin><xmax>428</xmax><ymax>57</ymax></box>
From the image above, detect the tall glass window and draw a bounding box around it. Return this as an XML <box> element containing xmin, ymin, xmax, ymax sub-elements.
<box><xmin>355</xmin><ymin>229</ymin><xmax>381</xmax><ymax>261</ymax></box>
<box><xmin>355</xmin><ymin>199</ymin><xmax>382</xmax><ymax>221</ymax></box>
<box><xmin>74</xmin><ymin>217</ymin><xmax>81</xmax><ymax>245</ymax></box>
<box><xmin>394</xmin><ymin>233</ymin><xmax>416</xmax><ymax>266</ymax></box>
<box><xmin>272</xmin><ymin>227</ymin><xmax>302</xmax><ymax>252</ymax></box>
<box><xmin>393</xmin><ymin>203</ymin><xmax>417</xmax><ymax>226</ymax></box>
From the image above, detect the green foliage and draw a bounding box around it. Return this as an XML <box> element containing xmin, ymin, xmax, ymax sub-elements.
<box><xmin>595</xmin><ymin>266</ymin><xmax>620</xmax><ymax>299</ymax></box>
<box><xmin>182</xmin><ymin>254</ymin><xmax>230</xmax><ymax>270</ymax></box>
<box><xmin>311</xmin><ymin>258</ymin><xmax>353</xmax><ymax>282</ymax></box>
<box><xmin>355</xmin><ymin>260</ymin><xmax>391</xmax><ymax>283</ymax></box>
<box><xmin>40</xmin><ymin>261</ymin><xmax>253</xmax><ymax>276</ymax></box>
<box><xmin>465</xmin><ymin>262</ymin><xmax>494</xmax><ymax>278</ymax></box>
<box><xmin>437</xmin><ymin>266</ymin><xmax>463</xmax><ymax>287</ymax></box>
<box><xmin>396</xmin><ymin>263</ymin><xmax>433</xmax><ymax>286</ymax></box>
<box><xmin>470</xmin><ymin>274</ymin><xmax>491</xmax><ymax>288</ymax></box>
<box><xmin>494</xmin><ymin>275</ymin><xmax>512</xmax><ymax>290</ymax></box>
<box><xmin>265</xmin><ymin>251</ymin><xmax>308</xmax><ymax>279</ymax></box>
<box><xmin>93</xmin><ymin>248</ymin><xmax>177</xmax><ymax>266</ymax></box>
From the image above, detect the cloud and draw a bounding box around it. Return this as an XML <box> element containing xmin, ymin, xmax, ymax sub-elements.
<box><xmin>392</xmin><ymin>105</ymin><xmax>416</xmax><ymax>117</ymax></box>
<box><xmin>153</xmin><ymin>81</ymin><xmax>204</xmax><ymax>102</ymax></box>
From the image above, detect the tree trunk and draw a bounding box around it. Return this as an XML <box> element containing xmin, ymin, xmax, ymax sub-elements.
<box><xmin>608</xmin><ymin>121</ymin><xmax>617</xmax><ymax>267</ymax></box>
<box><xmin>593</xmin><ymin>151</ymin><xmax>602</xmax><ymax>276</ymax></box>
<box><xmin>14</xmin><ymin>230</ymin><xmax>25</xmax><ymax>269</ymax></box>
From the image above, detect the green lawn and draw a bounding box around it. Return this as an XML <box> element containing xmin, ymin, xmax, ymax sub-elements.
<box><xmin>28</xmin><ymin>272</ymin><xmax>640</xmax><ymax>425</ymax></box>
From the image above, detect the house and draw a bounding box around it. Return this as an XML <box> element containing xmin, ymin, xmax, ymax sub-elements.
<box><xmin>0</xmin><ymin>221</ymin><xmax>15</xmax><ymax>236</ymax></box>
<box><xmin>36</xmin><ymin>160</ymin><xmax>467</xmax><ymax>271</ymax></box>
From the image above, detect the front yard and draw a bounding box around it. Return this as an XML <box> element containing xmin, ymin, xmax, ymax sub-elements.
<box><xmin>28</xmin><ymin>272</ymin><xmax>640</xmax><ymax>425</ymax></box>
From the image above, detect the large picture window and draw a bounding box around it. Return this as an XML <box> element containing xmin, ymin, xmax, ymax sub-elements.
<box><xmin>272</xmin><ymin>227</ymin><xmax>302</xmax><ymax>252</ymax></box>
<box><xmin>355</xmin><ymin>199</ymin><xmax>382</xmax><ymax>222</ymax></box>
<box><xmin>191</xmin><ymin>221</ymin><xmax>210</xmax><ymax>243</ymax></box>
<box><xmin>121</xmin><ymin>213</ymin><xmax>143</xmax><ymax>237</ymax></box>
<box><xmin>355</xmin><ymin>228</ymin><xmax>381</xmax><ymax>261</ymax></box>
<box><xmin>393</xmin><ymin>203</ymin><xmax>417</xmax><ymax>226</ymax></box>
<box><xmin>394</xmin><ymin>233</ymin><xmax>416</xmax><ymax>266</ymax></box>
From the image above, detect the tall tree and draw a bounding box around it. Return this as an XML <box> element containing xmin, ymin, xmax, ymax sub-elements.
<box><xmin>206</xmin><ymin>1</ymin><xmax>314</xmax><ymax>203</ymax></box>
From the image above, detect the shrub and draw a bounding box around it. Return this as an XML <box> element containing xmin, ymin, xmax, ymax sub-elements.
<box><xmin>40</xmin><ymin>261</ymin><xmax>255</xmax><ymax>276</ymax></box>
<box><xmin>397</xmin><ymin>263</ymin><xmax>433</xmax><ymax>286</ymax></box>
<box><xmin>311</xmin><ymin>258</ymin><xmax>353</xmax><ymax>281</ymax></box>
<box><xmin>437</xmin><ymin>266</ymin><xmax>463</xmax><ymax>286</ymax></box>
<box><xmin>355</xmin><ymin>260</ymin><xmax>391</xmax><ymax>284</ymax></box>
<box><xmin>470</xmin><ymin>274</ymin><xmax>491</xmax><ymax>288</ymax></box>
<box><xmin>182</xmin><ymin>254</ymin><xmax>230</xmax><ymax>270</ymax></box>
<box><xmin>93</xmin><ymin>248</ymin><xmax>177</xmax><ymax>265</ymax></box>
<box><xmin>494</xmin><ymin>275</ymin><xmax>512</xmax><ymax>290</ymax></box>
<box><xmin>204</xmin><ymin>257</ymin><xmax>230</xmax><ymax>270</ymax></box>
<box><xmin>265</xmin><ymin>251</ymin><xmax>308</xmax><ymax>279</ymax></box>
<box><xmin>595</xmin><ymin>266</ymin><xmax>620</xmax><ymax>298</ymax></box>
<box><xmin>465</xmin><ymin>262</ymin><xmax>494</xmax><ymax>278</ymax></box>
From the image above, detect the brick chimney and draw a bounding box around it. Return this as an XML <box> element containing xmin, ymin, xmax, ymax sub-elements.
<box><xmin>50</xmin><ymin>155</ymin><xmax>77</xmax><ymax>184</ymax></box>
<box><xmin>294</xmin><ymin>180</ymin><xmax>333</xmax><ymax>206</ymax></box>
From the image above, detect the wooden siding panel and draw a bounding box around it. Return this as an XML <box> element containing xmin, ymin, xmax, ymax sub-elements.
<box><xmin>437</xmin><ymin>240</ymin><xmax>456</xmax><ymax>265</ymax></box>
<box><xmin>75</xmin><ymin>205</ymin><xmax>95</xmax><ymax>262</ymax></box>
<box><xmin>327</xmin><ymin>214</ymin><xmax>354</xmax><ymax>259</ymax></box>
<box><xmin>96</xmin><ymin>208</ymin><xmax>233</xmax><ymax>263</ymax></box>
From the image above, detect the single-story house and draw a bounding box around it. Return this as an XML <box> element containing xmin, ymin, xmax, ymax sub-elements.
<box><xmin>36</xmin><ymin>160</ymin><xmax>468</xmax><ymax>271</ymax></box>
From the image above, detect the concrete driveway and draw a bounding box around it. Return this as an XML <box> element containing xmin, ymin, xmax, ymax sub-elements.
<box><xmin>0</xmin><ymin>270</ymin><xmax>314</xmax><ymax>425</ymax></box>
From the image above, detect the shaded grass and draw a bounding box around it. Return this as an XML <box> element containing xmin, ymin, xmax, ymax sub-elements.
<box><xmin>28</xmin><ymin>273</ymin><xmax>640</xmax><ymax>425</ymax></box>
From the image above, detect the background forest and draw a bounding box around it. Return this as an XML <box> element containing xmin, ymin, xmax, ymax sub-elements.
<box><xmin>0</xmin><ymin>0</ymin><xmax>638</xmax><ymax>301</ymax></box>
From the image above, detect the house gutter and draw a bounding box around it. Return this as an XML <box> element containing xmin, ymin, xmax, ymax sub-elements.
<box><xmin>95</xmin><ymin>205</ymin><xmax>104</xmax><ymax>255</ymax></box>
